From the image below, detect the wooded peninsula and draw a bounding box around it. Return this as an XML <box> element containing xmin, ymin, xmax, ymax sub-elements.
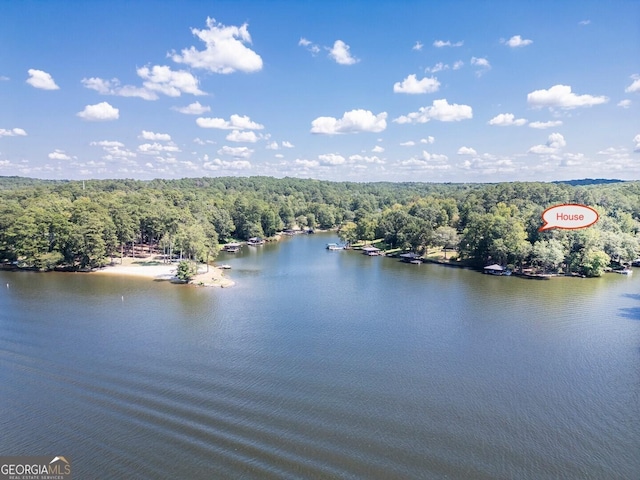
<box><xmin>1</xmin><ymin>176</ymin><xmax>638</xmax><ymax>278</ymax></box>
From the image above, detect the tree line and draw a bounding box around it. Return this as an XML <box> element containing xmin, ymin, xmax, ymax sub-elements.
<box><xmin>1</xmin><ymin>176</ymin><xmax>638</xmax><ymax>276</ymax></box>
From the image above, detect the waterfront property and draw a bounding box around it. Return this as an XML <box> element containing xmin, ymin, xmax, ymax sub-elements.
<box><xmin>399</xmin><ymin>252</ymin><xmax>422</xmax><ymax>264</ymax></box>
<box><xmin>483</xmin><ymin>264</ymin><xmax>512</xmax><ymax>276</ymax></box>
<box><xmin>223</xmin><ymin>243</ymin><xmax>242</xmax><ymax>253</ymax></box>
<box><xmin>248</xmin><ymin>237</ymin><xmax>265</xmax><ymax>246</ymax></box>
<box><xmin>362</xmin><ymin>245</ymin><xmax>382</xmax><ymax>256</ymax></box>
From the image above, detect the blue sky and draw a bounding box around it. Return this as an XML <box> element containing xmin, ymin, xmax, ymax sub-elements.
<box><xmin>1</xmin><ymin>0</ymin><xmax>639</xmax><ymax>182</ymax></box>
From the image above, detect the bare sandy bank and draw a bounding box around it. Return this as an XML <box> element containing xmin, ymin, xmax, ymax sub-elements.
<box><xmin>93</xmin><ymin>257</ymin><xmax>235</xmax><ymax>287</ymax></box>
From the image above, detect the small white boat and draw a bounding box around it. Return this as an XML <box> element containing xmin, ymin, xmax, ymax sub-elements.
<box><xmin>326</xmin><ymin>243</ymin><xmax>343</xmax><ymax>250</ymax></box>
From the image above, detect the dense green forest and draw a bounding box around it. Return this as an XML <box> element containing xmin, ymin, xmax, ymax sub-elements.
<box><xmin>1</xmin><ymin>176</ymin><xmax>639</xmax><ymax>277</ymax></box>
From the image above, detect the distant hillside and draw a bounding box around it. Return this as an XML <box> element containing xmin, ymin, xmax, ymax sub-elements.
<box><xmin>0</xmin><ymin>176</ymin><xmax>68</xmax><ymax>190</ymax></box>
<box><xmin>0</xmin><ymin>175</ymin><xmax>630</xmax><ymax>191</ymax></box>
<box><xmin>552</xmin><ymin>179</ymin><xmax>625</xmax><ymax>186</ymax></box>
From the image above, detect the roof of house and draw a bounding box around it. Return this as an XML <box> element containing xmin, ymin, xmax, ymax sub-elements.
<box><xmin>483</xmin><ymin>264</ymin><xmax>505</xmax><ymax>271</ymax></box>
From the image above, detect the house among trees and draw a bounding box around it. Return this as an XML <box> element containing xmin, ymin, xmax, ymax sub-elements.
<box><xmin>399</xmin><ymin>252</ymin><xmax>422</xmax><ymax>264</ymax></box>
<box><xmin>0</xmin><ymin>176</ymin><xmax>637</xmax><ymax>277</ymax></box>
<box><xmin>223</xmin><ymin>243</ymin><xmax>242</xmax><ymax>253</ymax></box>
<box><xmin>247</xmin><ymin>237</ymin><xmax>265</xmax><ymax>246</ymax></box>
<box><xmin>483</xmin><ymin>264</ymin><xmax>510</xmax><ymax>275</ymax></box>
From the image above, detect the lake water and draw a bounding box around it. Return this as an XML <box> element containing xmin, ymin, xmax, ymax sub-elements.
<box><xmin>1</xmin><ymin>233</ymin><xmax>639</xmax><ymax>479</ymax></box>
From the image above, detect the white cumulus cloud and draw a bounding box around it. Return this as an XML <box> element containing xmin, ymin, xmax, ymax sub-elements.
<box><xmin>140</xmin><ymin>130</ymin><xmax>171</xmax><ymax>141</ymax></box>
<box><xmin>196</xmin><ymin>114</ymin><xmax>264</xmax><ymax>130</ymax></box>
<box><xmin>90</xmin><ymin>140</ymin><xmax>124</xmax><ymax>148</ymax></box>
<box><xmin>203</xmin><ymin>158</ymin><xmax>252</xmax><ymax>171</ymax></box>
<box><xmin>90</xmin><ymin>140</ymin><xmax>136</xmax><ymax>160</ymax></box>
<box><xmin>546</xmin><ymin>133</ymin><xmax>566</xmax><ymax>149</ymax></box>
<box><xmin>218</xmin><ymin>145</ymin><xmax>254</xmax><ymax>158</ymax></box>
<box><xmin>425</xmin><ymin>62</ymin><xmax>449</xmax><ymax>73</ymax></box>
<box><xmin>421</xmin><ymin>150</ymin><xmax>449</xmax><ymax>162</ymax></box>
<box><xmin>529</xmin><ymin>120</ymin><xmax>563</xmax><ymax>129</ymax></box>
<box><xmin>471</xmin><ymin>57</ymin><xmax>491</xmax><ymax>75</ymax></box>
<box><xmin>172</xmin><ymin>101</ymin><xmax>211</xmax><ymax>114</ymax></box>
<box><xmin>457</xmin><ymin>146</ymin><xmax>477</xmax><ymax>155</ymax></box>
<box><xmin>77</xmin><ymin>102</ymin><xmax>119</xmax><ymax>121</ymax></box>
<box><xmin>394</xmin><ymin>99</ymin><xmax>473</xmax><ymax>124</ymax></box>
<box><xmin>171</xmin><ymin>17</ymin><xmax>263</xmax><ymax>74</ymax></box>
<box><xmin>372</xmin><ymin>145</ymin><xmax>385</xmax><ymax>153</ymax></box>
<box><xmin>618</xmin><ymin>99</ymin><xmax>632</xmax><ymax>108</ymax></box>
<box><xmin>458</xmin><ymin>155</ymin><xmax>515</xmax><ymax>174</ymax></box>
<box><xmin>295</xmin><ymin>159</ymin><xmax>319</xmax><ymax>168</ymax></box>
<box><xmin>488</xmin><ymin>113</ymin><xmax>527</xmax><ymax>126</ymax></box>
<box><xmin>398</xmin><ymin>150</ymin><xmax>450</xmax><ymax>171</ymax></box>
<box><xmin>193</xmin><ymin>137</ymin><xmax>215</xmax><ymax>146</ymax></box>
<box><xmin>349</xmin><ymin>154</ymin><xmax>384</xmax><ymax>164</ymax></box>
<box><xmin>328</xmin><ymin>40</ymin><xmax>359</xmax><ymax>65</ymax></box>
<box><xmin>26</xmin><ymin>69</ymin><xmax>59</xmax><ymax>90</ymax></box>
<box><xmin>81</xmin><ymin>77</ymin><xmax>158</xmax><ymax>100</ymax></box>
<box><xmin>48</xmin><ymin>149</ymin><xmax>71</xmax><ymax>160</ymax></box>
<box><xmin>83</xmin><ymin>66</ymin><xmax>204</xmax><ymax>99</ymax></box>
<box><xmin>266</xmin><ymin>140</ymin><xmax>293</xmax><ymax>150</ymax></box>
<box><xmin>0</xmin><ymin>128</ymin><xmax>27</xmax><ymax>137</ymax></box>
<box><xmin>299</xmin><ymin>37</ymin><xmax>320</xmax><ymax>55</ymax></box>
<box><xmin>528</xmin><ymin>132</ymin><xmax>566</xmax><ymax>154</ymax></box>
<box><xmin>433</xmin><ymin>40</ymin><xmax>463</xmax><ymax>48</ymax></box>
<box><xmin>625</xmin><ymin>74</ymin><xmax>640</xmax><ymax>93</ymax></box>
<box><xmin>318</xmin><ymin>153</ymin><xmax>346</xmax><ymax>165</ymax></box>
<box><xmin>138</xmin><ymin>143</ymin><xmax>180</xmax><ymax>154</ymax></box>
<box><xmin>310</xmin><ymin>109</ymin><xmax>387</xmax><ymax>134</ymax></box>
<box><xmin>502</xmin><ymin>35</ymin><xmax>533</xmax><ymax>47</ymax></box>
<box><xmin>226</xmin><ymin>130</ymin><xmax>260</xmax><ymax>143</ymax></box>
<box><xmin>393</xmin><ymin>74</ymin><xmax>440</xmax><ymax>94</ymax></box>
<box><xmin>137</xmin><ymin>65</ymin><xmax>204</xmax><ymax>97</ymax></box>
<box><xmin>527</xmin><ymin>84</ymin><xmax>608</xmax><ymax>109</ymax></box>
<box><xmin>634</xmin><ymin>134</ymin><xmax>640</xmax><ymax>152</ymax></box>
<box><xmin>412</xmin><ymin>41</ymin><xmax>423</xmax><ymax>51</ymax></box>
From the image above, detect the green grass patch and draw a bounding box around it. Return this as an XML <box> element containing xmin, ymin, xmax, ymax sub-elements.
<box><xmin>132</xmin><ymin>260</ymin><xmax>164</xmax><ymax>266</ymax></box>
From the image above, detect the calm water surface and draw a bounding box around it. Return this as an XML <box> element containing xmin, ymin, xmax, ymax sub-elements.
<box><xmin>1</xmin><ymin>233</ymin><xmax>639</xmax><ymax>479</ymax></box>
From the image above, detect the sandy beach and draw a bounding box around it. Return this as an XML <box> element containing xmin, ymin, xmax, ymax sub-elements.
<box><xmin>93</xmin><ymin>256</ymin><xmax>235</xmax><ymax>287</ymax></box>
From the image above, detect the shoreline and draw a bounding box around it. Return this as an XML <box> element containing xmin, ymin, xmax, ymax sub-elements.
<box><xmin>92</xmin><ymin>257</ymin><xmax>235</xmax><ymax>288</ymax></box>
